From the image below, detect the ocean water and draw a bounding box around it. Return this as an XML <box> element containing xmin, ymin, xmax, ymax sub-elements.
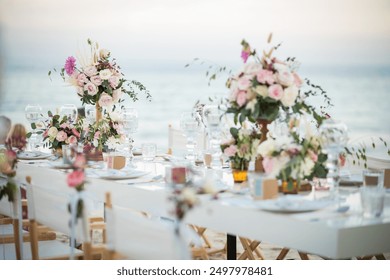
<box><xmin>1</xmin><ymin>64</ymin><xmax>389</xmax><ymax>152</ymax></box>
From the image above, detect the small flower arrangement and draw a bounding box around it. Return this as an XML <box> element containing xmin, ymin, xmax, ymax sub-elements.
<box><xmin>226</xmin><ymin>34</ymin><xmax>330</xmax><ymax>125</ymax></box>
<box><xmin>257</xmin><ymin>126</ymin><xmax>327</xmax><ymax>187</ymax></box>
<box><xmin>52</xmin><ymin>39</ymin><xmax>151</xmax><ymax>107</ymax></box>
<box><xmin>82</xmin><ymin>110</ymin><xmax>126</xmax><ymax>152</ymax></box>
<box><xmin>0</xmin><ymin>142</ymin><xmax>18</xmax><ymax>202</ymax></box>
<box><xmin>220</xmin><ymin>126</ymin><xmax>261</xmax><ymax>170</ymax></box>
<box><xmin>33</xmin><ymin>112</ymin><xmax>82</xmax><ymax>150</ymax></box>
<box><xmin>66</xmin><ymin>151</ymin><xmax>87</xmax><ymax>220</ymax></box>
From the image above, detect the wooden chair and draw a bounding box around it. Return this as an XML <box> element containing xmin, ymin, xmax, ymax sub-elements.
<box><xmin>0</xmin><ymin>186</ymin><xmax>23</xmax><ymax>260</ymax></box>
<box><xmin>103</xmin><ymin>193</ymin><xmax>191</xmax><ymax>260</ymax></box>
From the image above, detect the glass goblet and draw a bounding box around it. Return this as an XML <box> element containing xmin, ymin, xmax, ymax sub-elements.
<box><xmin>59</xmin><ymin>104</ymin><xmax>78</xmax><ymax>123</ymax></box>
<box><xmin>180</xmin><ymin>111</ymin><xmax>200</xmax><ymax>163</ymax></box>
<box><xmin>25</xmin><ymin>104</ymin><xmax>42</xmax><ymax>151</ymax></box>
<box><xmin>319</xmin><ymin>119</ymin><xmax>348</xmax><ymax>199</ymax></box>
<box><xmin>122</xmin><ymin>107</ymin><xmax>139</xmax><ymax>168</ymax></box>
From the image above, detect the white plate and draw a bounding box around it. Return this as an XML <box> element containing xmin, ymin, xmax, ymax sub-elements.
<box><xmin>257</xmin><ymin>196</ymin><xmax>333</xmax><ymax>213</ymax></box>
<box><xmin>50</xmin><ymin>162</ymin><xmax>73</xmax><ymax>169</ymax></box>
<box><xmin>86</xmin><ymin>169</ymin><xmax>149</xmax><ymax>180</ymax></box>
<box><xmin>17</xmin><ymin>151</ymin><xmax>51</xmax><ymax>160</ymax></box>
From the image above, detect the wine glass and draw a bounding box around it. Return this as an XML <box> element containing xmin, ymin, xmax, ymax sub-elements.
<box><xmin>59</xmin><ymin>104</ymin><xmax>78</xmax><ymax>123</ymax></box>
<box><xmin>319</xmin><ymin>119</ymin><xmax>348</xmax><ymax>200</ymax></box>
<box><xmin>85</xmin><ymin>104</ymin><xmax>96</xmax><ymax>123</ymax></box>
<box><xmin>203</xmin><ymin>104</ymin><xmax>222</xmax><ymax>169</ymax></box>
<box><xmin>122</xmin><ymin>107</ymin><xmax>138</xmax><ymax>168</ymax></box>
<box><xmin>25</xmin><ymin>104</ymin><xmax>42</xmax><ymax>151</ymax></box>
<box><xmin>180</xmin><ymin>111</ymin><xmax>200</xmax><ymax>162</ymax></box>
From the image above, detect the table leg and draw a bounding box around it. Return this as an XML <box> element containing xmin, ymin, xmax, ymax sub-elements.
<box><xmin>227</xmin><ymin>234</ymin><xmax>236</xmax><ymax>260</ymax></box>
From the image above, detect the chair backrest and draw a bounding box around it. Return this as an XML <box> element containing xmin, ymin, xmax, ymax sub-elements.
<box><xmin>25</xmin><ymin>178</ymin><xmax>90</xmax><ymax>243</ymax></box>
<box><xmin>105</xmin><ymin>193</ymin><xmax>189</xmax><ymax>260</ymax></box>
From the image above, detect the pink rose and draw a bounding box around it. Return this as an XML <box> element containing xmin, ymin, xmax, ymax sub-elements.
<box><xmin>98</xmin><ymin>92</ymin><xmax>113</xmax><ymax>107</ymax></box>
<box><xmin>67</xmin><ymin>170</ymin><xmax>85</xmax><ymax>188</ymax></box>
<box><xmin>94</xmin><ymin>131</ymin><xmax>100</xmax><ymax>139</ymax></box>
<box><xmin>236</xmin><ymin>91</ymin><xmax>247</xmax><ymax>107</ymax></box>
<box><xmin>77</xmin><ymin>86</ymin><xmax>84</xmax><ymax>97</ymax></box>
<box><xmin>229</xmin><ymin>88</ymin><xmax>239</xmax><ymax>102</ymax></box>
<box><xmin>60</xmin><ymin>123</ymin><xmax>70</xmax><ymax>129</ymax></box>
<box><xmin>90</xmin><ymin>75</ymin><xmax>102</xmax><ymax>86</ymax></box>
<box><xmin>84</xmin><ymin>66</ymin><xmax>98</xmax><ymax>77</ymax></box>
<box><xmin>68</xmin><ymin>135</ymin><xmax>78</xmax><ymax>144</ymax></box>
<box><xmin>276</xmin><ymin>70</ymin><xmax>294</xmax><ymax>87</ymax></box>
<box><xmin>224</xmin><ymin>145</ymin><xmax>238</xmax><ymax>157</ymax></box>
<box><xmin>84</xmin><ymin>82</ymin><xmax>98</xmax><ymax>96</ymax></box>
<box><xmin>56</xmin><ymin>131</ymin><xmax>68</xmax><ymax>142</ymax></box>
<box><xmin>77</xmin><ymin>73</ymin><xmax>88</xmax><ymax>87</ymax></box>
<box><xmin>237</xmin><ymin>76</ymin><xmax>251</xmax><ymax>90</ymax></box>
<box><xmin>268</xmin><ymin>84</ymin><xmax>284</xmax><ymax>100</ymax></box>
<box><xmin>256</xmin><ymin>69</ymin><xmax>275</xmax><ymax>85</ymax></box>
<box><xmin>262</xmin><ymin>157</ymin><xmax>274</xmax><ymax>174</ymax></box>
<box><xmin>71</xmin><ymin>128</ymin><xmax>80</xmax><ymax>138</ymax></box>
<box><xmin>292</xmin><ymin>72</ymin><xmax>303</xmax><ymax>88</ymax></box>
<box><xmin>109</xmin><ymin>76</ymin><xmax>120</xmax><ymax>88</ymax></box>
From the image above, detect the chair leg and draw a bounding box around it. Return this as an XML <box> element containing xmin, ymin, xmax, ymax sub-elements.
<box><xmin>238</xmin><ymin>238</ymin><xmax>263</xmax><ymax>260</ymax></box>
<box><xmin>276</xmin><ymin>248</ymin><xmax>290</xmax><ymax>260</ymax></box>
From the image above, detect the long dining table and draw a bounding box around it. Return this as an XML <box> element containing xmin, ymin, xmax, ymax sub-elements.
<box><xmin>15</xmin><ymin>158</ymin><xmax>390</xmax><ymax>260</ymax></box>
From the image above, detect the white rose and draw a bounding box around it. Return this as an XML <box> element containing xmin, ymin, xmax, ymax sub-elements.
<box><xmin>84</xmin><ymin>66</ymin><xmax>98</xmax><ymax>77</ymax></box>
<box><xmin>301</xmin><ymin>157</ymin><xmax>315</xmax><ymax>177</ymax></box>
<box><xmin>90</xmin><ymin>75</ymin><xmax>102</xmax><ymax>86</ymax></box>
<box><xmin>109</xmin><ymin>111</ymin><xmax>122</xmax><ymax>122</ymax></box>
<box><xmin>84</xmin><ymin>82</ymin><xmax>98</xmax><ymax>96</ymax></box>
<box><xmin>276</xmin><ymin>70</ymin><xmax>294</xmax><ymax>87</ymax></box>
<box><xmin>273</xmin><ymin>62</ymin><xmax>289</xmax><ymax>72</ymax></box>
<box><xmin>243</xmin><ymin>62</ymin><xmax>263</xmax><ymax>76</ymax></box>
<box><xmin>281</xmin><ymin>85</ymin><xmax>298</xmax><ymax>107</ymax></box>
<box><xmin>270</xmin><ymin>155</ymin><xmax>290</xmax><ymax>178</ymax></box>
<box><xmin>257</xmin><ymin>139</ymin><xmax>276</xmax><ymax>157</ymax></box>
<box><xmin>254</xmin><ymin>85</ymin><xmax>268</xmax><ymax>98</ymax></box>
<box><xmin>99</xmin><ymin>49</ymin><xmax>110</xmax><ymax>60</ymax></box>
<box><xmin>99</xmin><ymin>69</ymin><xmax>112</xmax><ymax>80</ymax></box>
<box><xmin>180</xmin><ymin>187</ymin><xmax>198</xmax><ymax>205</ymax></box>
<box><xmin>48</xmin><ymin>127</ymin><xmax>58</xmax><ymax>139</ymax></box>
<box><xmin>245</xmin><ymin>99</ymin><xmax>257</xmax><ymax>112</ymax></box>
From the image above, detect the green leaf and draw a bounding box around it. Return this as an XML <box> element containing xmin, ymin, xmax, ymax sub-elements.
<box><xmin>230</xmin><ymin>127</ymin><xmax>239</xmax><ymax>138</ymax></box>
<box><xmin>31</xmin><ymin>123</ymin><xmax>36</xmax><ymax>130</ymax></box>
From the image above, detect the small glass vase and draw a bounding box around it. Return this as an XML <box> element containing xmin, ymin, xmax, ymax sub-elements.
<box><xmin>281</xmin><ymin>179</ymin><xmax>299</xmax><ymax>194</ymax></box>
<box><xmin>232</xmin><ymin>169</ymin><xmax>248</xmax><ymax>183</ymax></box>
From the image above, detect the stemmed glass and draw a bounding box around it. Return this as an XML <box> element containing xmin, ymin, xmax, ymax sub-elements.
<box><xmin>25</xmin><ymin>104</ymin><xmax>42</xmax><ymax>151</ymax></box>
<box><xmin>122</xmin><ymin>107</ymin><xmax>138</xmax><ymax>168</ymax></box>
<box><xmin>203</xmin><ymin>104</ymin><xmax>222</xmax><ymax>169</ymax></box>
<box><xmin>59</xmin><ymin>104</ymin><xmax>78</xmax><ymax>123</ymax></box>
<box><xmin>319</xmin><ymin>119</ymin><xmax>348</xmax><ymax>200</ymax></box>
<box><xmin>180</xmin><ymin>111</ymin><xmax>200</xmax><ymax>163</ymax></box>
<box><xmin>85</xmin><ymin>104</ymin><xmax>96</xmax><ymax>124</ymax></box>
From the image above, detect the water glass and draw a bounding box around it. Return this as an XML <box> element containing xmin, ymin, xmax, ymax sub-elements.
<box><xmin>85</xmin><ymin>104</ymin><xmax>96</xmax><ymax>122</ymax></box>
<box><xmin>360</xmin><ymin>186</ymin><xmax>386</xmax><ymax>218</ymax></box>
<box><xmin>59</xmin><ymin>104</ymin><xmax>78</xmax><ymax>123</ymax></box>
<box><xmin>62</xmin><ymin>144</ymin><xmax>73</xmax><ymax>165</ymax></box>
<box><xmin>142</xmin><ymin>143</ymin><xmax>157</xmax><ymax>161</ymax></box>
<box><xmin>363</xmin><ymin>169</ymin><xmax>384</xmax><ymax>188</ymax></box>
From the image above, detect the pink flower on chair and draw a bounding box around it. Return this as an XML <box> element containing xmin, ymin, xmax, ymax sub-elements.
<box><xmin>67</xmin><ymin>170</ymin><xmax>85</xmax><ymax>188</ymax></box>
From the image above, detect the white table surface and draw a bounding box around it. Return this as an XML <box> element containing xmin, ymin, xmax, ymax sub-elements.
<box><xmin>15</xmin><ymin>158</ymin><xmax>390</xmax><ymax>259</ymax></box>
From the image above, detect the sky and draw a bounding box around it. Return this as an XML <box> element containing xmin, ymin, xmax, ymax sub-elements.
<box><xmin>1</xmin><ymin>0</ymin><xmax>390</xmax><ymax>69</ymax></box>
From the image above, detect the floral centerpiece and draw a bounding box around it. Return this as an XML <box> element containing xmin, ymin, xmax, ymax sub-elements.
<box><xmin>257</xmin><ymin>121</ymin><xmax>327</xmax><ymax>193</ymax></box>
<box><xmin>221</xmin><ymin>126</ymin><xmax>261</xmax><ymax>182</ymax></box>
<box><xmin>226</xmin><ymin>34</ymin><xmax>330</xmax><ymax>126</ymax></box>
<box><xmin>0</xmin><ymin>142</ymin><xmax>18</xmax><ymax>202</ymax></box>
<box><xmin>31</xmin><ymin>112</ymin><xmax>82</xmax><ymax>152</ymax></box>
<box><xmin>82</xmin><ymin>110</ymin><xmax>126</xmax><ymax>153</ymax></box>
<box><xmin>54</xmin><ymin>39</ymin><xmax>151</xmax><ymax>112</ymax></box>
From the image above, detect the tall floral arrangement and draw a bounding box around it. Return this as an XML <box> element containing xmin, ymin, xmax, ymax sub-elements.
<box><xmin>53</xmin><ymin>39</ymin><xmax>151</xmax><ymax>108</ymax></box>
<box><xmin>220</xmin><ymin>126</ymin><xmax>261</xmax><ymax>170</ymax></box>
<box><xmin>226</xmin><ymin>34</ymin><xmax>330</xmax><ymax>125</ymax></box>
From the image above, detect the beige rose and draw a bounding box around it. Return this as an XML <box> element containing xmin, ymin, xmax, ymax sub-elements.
<box><xmin>254</xmin><ymin>85</ymin><xmax>268</xmax><ymax>97</ymax></box>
